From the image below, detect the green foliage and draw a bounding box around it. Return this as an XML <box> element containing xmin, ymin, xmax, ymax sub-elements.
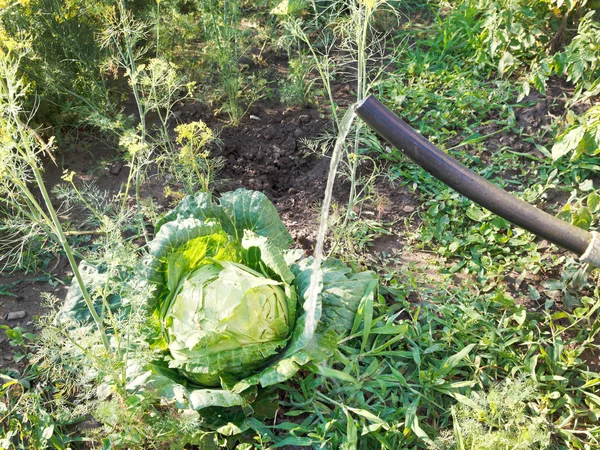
<box><xmin>0</xmin><ymin>0</ymin><xmax>115</xmax><ymax>127</ymax></box>
<box><xmin>379</xmin><ymin>63</ymin><xmax>515</xmax><ymax>144</ymax></box>
<box><xmin>279</xmin><ymin>56</ymin><xmax>312</xmax><ymax>107</ymax></box>
<box><xmin>552</xmin><ymin>103</ymin><xmax>600</xmax><ymax>161</ymax></box>
<box><xmin>417</xmin><ymin>189</ymin><xmax>541</xmax><ymax>281</ymax></box>
<box><xmin>242</xmin><ymin>272</ymin><xmax>600</xmax><ymax>447</ymax></box>
<box><xmin>553</xmin><ymin>177</ymin><xmax>600</xmax><ymax>234</ymax></box>
<box><xmin>435</xmin><ymin>0</ymin><xmax>589</xmax><ymax>77</ymax></box>
<box><xmin>190</xmin><ymin>0</ymin><xmax>270</xmax><ymax>124</ymax></box>
<box><xmin>4</xmin><ymin>1</ymin><xmax>600</xmax><ymax>448</ymax></box>
<box><xmin>433</xmin><ymin>379</ymin><xmax>550</xmax><ymax>449</ymax></box>
<box><xmin>555</xmin><ymin>11</ymin><xmax>600</xmax><ymax>89</ymax></box>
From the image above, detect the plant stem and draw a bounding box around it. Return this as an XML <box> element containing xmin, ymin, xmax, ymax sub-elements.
<box><xmin>31</xmin><ymin>164</ymin><xmax>111</xmax><ymax>352</ymax></box>
<box><xmin>156</xmin><ymin>0</ymin><xmax>160</xmax><ymax>59</ymax></box>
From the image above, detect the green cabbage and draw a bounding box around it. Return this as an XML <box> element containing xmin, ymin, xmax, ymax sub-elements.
<box><xmin>58</xmin><ymin>189</ymin><xmax>378</xmax><ymax>435</ymax></box>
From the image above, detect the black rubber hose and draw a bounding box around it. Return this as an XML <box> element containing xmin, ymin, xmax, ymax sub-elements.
<box><xmin>354</xmin><ymin>95</ymin><xmax>592</xmax><ymax>256</ymax></box>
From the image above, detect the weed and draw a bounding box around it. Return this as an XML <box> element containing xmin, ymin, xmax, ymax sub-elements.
<box><xmin>552</xmin><ymin>103</ymin><xmax>600</xmax><ymax>162</ymax></box>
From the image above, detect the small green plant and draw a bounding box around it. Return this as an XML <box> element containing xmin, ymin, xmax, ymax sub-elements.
<box><xmin>552</xmin><ymin>103</ymin><xmax>600</xmax><ymax>162</ymax></box>
<box><xmin>279</xmin><ymin>15</ymin><xmax>340</xmax><ymax>124</ymax></box>
<box><xmin>0</xmin><ymin>207</ymin><xmax>60</xmax><ymax>273</ymax></box>
<box><xmin>99</xmin><ymin>0</ymin><xmax>153</xmax><ymax>242</ymax></box>
<box><xmin>0</xmin><ymin>372</ymin><xmax>70</xmax><ymax>449</ymax></box>
<box><xmin>279</xmin><ymin>56</ymin><xmax>312</xmax><ymax>107</ymax></box>
<box><xmin>555</xmin><ymin>11</ymin><xmax>600</xmax><ymax>93</ymax></box>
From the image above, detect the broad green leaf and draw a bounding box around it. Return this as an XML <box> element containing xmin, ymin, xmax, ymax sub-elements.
<box><xmin>155</xmin><ymin>189</ymin><xmax>293</xmax><ymax>249</ymax></box>
<box><xmin>219</xmin><ymin>189</ymin><xmax>294</xmax><ymax>249</ymax></box>
<box><xmin>347</xmin><ymin>406</ymin><xmax>389</xmax><ymax>427</ymax></box>
<box><xmin>405</xmin><ymin>398</ymin><xmax>431</xmax><ymax>442</ymax></box>
<box><xmin>188</xmin><ymin>389</ymin><xmax>248</xmax><ymax>410</ymax></box>
<box><xmin>498</xmin><ymin>50</ymin><xmax>514</xmax><ymax>75</ymax></box>
<box><xmin>41</xmin><ymin>425</ymin><xmax>54</xmax><ymax>440</ymax></box>
<box><xmin>574</xmin><ymin>131</ymin><xmax>597</xmax><ymax>159</ymax></box>
<box><xmin>552</xmin><ymin>127</ymin><xmax>586</xmax><ymax>160</ymax></box>
<box><xmin>587</xmin><ymin>192</ymin><xmax>600</xmax><ymax>212</ymax></box>
<box><xmin>55</xmin><ymin>262</ymin><xmax>124</xmax><ymax>325</ymax></box>
<box><xmin>453</xmin><ymin>409</ymin><xmax>466</xmax><ymax>450</ymax></box>
<box><xmin>466</xmin><ymin>205</ymin><xmax>488</xmax><ymax>222</ymax></box>
<box><xmin>573</xmin><ymin>207</ymin><xmax>593</xmax><ymax>230</ymax></box>
<box><xmin>155</xmin><ymin>192</ymin><xmax>224</xmax><ymax>233</ymax></box>
<box><xmin>293</xmin><ymin>257</ymin><xmax>378</xmax><ymax>336</ymax></box>
<box><xmin>512</xmin><ymin>306</ymin><xmax>527</xmax><ymax>326</ymax></box>
<box><xmin>242</xmin><ymin>231</ymin><xmax>296</xmax><ymax>285</ymax></box>
<box><xmin>450</xmin><ymin>392</ymin><xmax>479</xmax><ymax>410</ymax></box>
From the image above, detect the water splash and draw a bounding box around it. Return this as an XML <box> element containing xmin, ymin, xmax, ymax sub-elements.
<box><xmin>302</xmin><ymin>105</ymin><xmax>357</xmax><ymax>342</ymax></box>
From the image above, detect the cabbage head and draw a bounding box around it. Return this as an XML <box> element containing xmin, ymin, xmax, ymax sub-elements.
<box><xmin>144</xmin><ymin>189</ymin><xmax>304</xmax><ymax>386</ymax></box>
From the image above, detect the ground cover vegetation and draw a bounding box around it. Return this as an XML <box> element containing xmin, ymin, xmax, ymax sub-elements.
<box><xmin>1</xmin><ymin>0</ymin><xmax>600</xmax><ymax>448</ymax></box>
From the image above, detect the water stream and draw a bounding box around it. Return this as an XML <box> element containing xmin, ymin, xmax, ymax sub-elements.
<box><xmin>302</xmin><ymin>105</ymin><xmax>357</xmax><ymax>342</ymax></box>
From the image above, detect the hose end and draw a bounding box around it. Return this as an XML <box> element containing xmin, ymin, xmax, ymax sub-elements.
<box><xmin>580</xmin><ymin>231</ymin><xmax>600</xmax><ymax>268</ymax></box>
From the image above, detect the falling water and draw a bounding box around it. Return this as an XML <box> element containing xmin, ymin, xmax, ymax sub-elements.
<box><xmin>302</xmin><ymin>105</ymin><xmax>357</xmax><ymax>343</ymax></box>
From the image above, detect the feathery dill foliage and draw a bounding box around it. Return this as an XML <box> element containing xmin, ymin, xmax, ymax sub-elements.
<box><xmin>25</xmin><ymin>290</ymin><xmax>212</xmax><ymax>449</ymax></box>
<box><xmin>0</xmin><ymin>53</ymin><xmax>54</xmax><ymax>272</ymax></box>
<box><xmin>0</xmin><ymin>51</ymin><xmax>112</xmax><ymax>346</ymax></box>
<box><xmin>0</xmin><ymin>0</ymin><xmax>114</xmax><ymax>126</ymax></box>
<box><xmin>433</xmin><ymin>379</ymin><xmax>550</xmax><ymax>449</ymax></box>
<box><xmin>278</xmin><ymin>0</ymin><xmax>399</xmax><ymax>223</ymax></box>
<box><xmin>8</xmin><ymin>184</ymin><xmax>208</xmax><ymax>448</ymax></box>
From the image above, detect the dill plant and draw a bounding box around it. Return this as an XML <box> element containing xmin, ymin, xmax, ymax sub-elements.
<box><xmin>278</xmin><ymin>56</ymin><xmax>314</xmax><ymax>107</ymax></box>
<box><xmin>432</xmin><ymin>379</ymin><xmax>550</xmax><ymax>450</ymax></box>
<box><xmin>0</xmin><ymin>0</ymin><xmax>114</xmax><ymax>127</ymax></box>
<box><xmin>196</xmin><ymin>0</ymin><xmax>270</xmax><ymax>124</ymax></box>
<box><xmin>0</xmin><ymin>50</ymin><xmax>110</xmax><ymax>351</ymax></box>
<box><xmin>278</xmin><ymin>0</ymin><xmax>397</xmax><ymax>222</ymax></box>
<box><xmin>171</xmin><ymin>120</ymin><xmax>225</xmax><ymax>194</ymax></box>
<box><xmin>99</xmin><ymin>0</ymin><xmax>193</xmax><ymax>243</ymax></box>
